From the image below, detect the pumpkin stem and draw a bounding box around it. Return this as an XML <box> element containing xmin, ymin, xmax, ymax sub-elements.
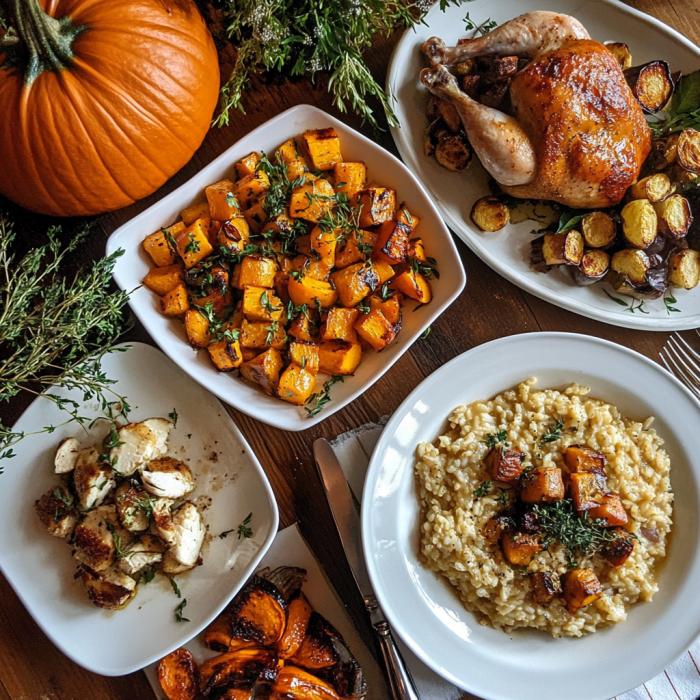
<box><xmin>6</xmin><ymin>0</ymin><xmax>87</xmax><ymax>83</ymax></box>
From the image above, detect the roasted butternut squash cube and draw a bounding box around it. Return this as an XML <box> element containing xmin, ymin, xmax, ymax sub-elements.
<box><xmin>143</xmin><ymin>225</ymin><xmax>181</xmax><ymax>267</ymax></box>
<box><xmin>184</xmin><ymin>309</ymin><xmax>211</xmax><ymax>348</ymax></box>
<box><xmin>278</xmin><ymin>364</ymin><xmax>317</xmax><ymax>405</ymax></box>
<box><xmin>302</xmin><ymin>128</ymin><xmax>343</xmax><ymax>171</ymax></box>
<box><xmin>333</xmin><ymin>161</ymin><xmax>366</xmax><ymax>197</ymax></box>
<box><xmin>238</xmin><ymin>256</ymin><xmax>277</xmax><ymax>289</ymax></box>
<box><xmin>588</xmin><ymin>493</ymin><xmax>628</xmax><ymax>526</ymax></box>
<box><xmin>289</xmin><ymin>342</ymin><xmax>320</xmax><ymax>374</ymax></box>
<box><xmin>295</xmin><ymin>234</ymin><xmax>312</xmax><ymax>257</ymax></box>
<box><xmin>531</xmin><ymin>571</ymin><xmax>562</xmax><ymax>605</ymax></box>
<box><xmin>208</xmin><ymin>339</ymin><xmax>243</xmax><ymax>371</ymax></box>
<box><xmin>391</xmin><ymin>268</ymin><xmax>432</xmax><ymax>304</ymax></box>
<box><xmin>228</xmin><ymin>304</ymin><xmax>245</xmax><ymax>331</ymax></box>
<box><xmin>357</xmin><ymin>187</ymin><xmax>396</xmax><ymax>227</ymax></box>
<box><xmin>235</xmin><ymin>151</ymin><xmax>261</xmax><ymax>179</ymax></box>
<box><xmin>318</xmin><ymin>340</ymin><xmax>363</xmax><ymax>375</ymax></box>
<box><xmin>234</xmin><ymin>171</ymin><xmax>270</xmax><ymax>209</ymax></box>
<box><xmin>310</xmin><ymin>226</ymin><xmax>337</xmax><ymax>266</ymax></box>
<box><xmin>142</xmin><ymin>263</ymin><xmax>185</xmax><ymax>296</ymax></box>
<box><xmin>289</xmin><ymin>178</ymin><xmax>336</xmax><ymax>223</ymax></box>
<box><xmin>241</xmin><ymin>348</ymin><xmax>260</xmax><ymax>362</ymax></box>
<box><xmin>288</xmin><ymin>275</ymin><xmax>338</xmax><ymax>308</ymax></box>
<box><xmin>243</xmin><ymin>200</ymin><xmax>268</xmax><ymax>235</ymax></box>
<box><xmin>217</xmin><ymin>218</ymin><xmax>250</xmax><ymax>253</ymax></box>
<box><xmin>242</xmin><ymin>286</ymin><xmax>285</xmax><ymax>323</ymax></box>
<box><xmin>482</xmin><ymin>513</ymin><xmax>514</xmax><ymax>541</ymax></box>
<box><xmin>396</xmin><ymin>203</ymin><xmax>420</xmax><ymax>232</ymax></box>
<box><xmin>323</xmin><ymin>307</ymin><xmax>359</xmax><ymax>343</ymax></box>
<box><xmin>276</xmin><ymin>138</ymin><xmax>309</xmax><ymax>182</ymax></box>
<box><xmin>354</xmin><ymin>310</ymin><xmax>397</xmax><ymax>352</ymax></box>
<box><xmin>240</xmin><ymin>348</ymin><xmax>284</xmax><ymax>395</ymax></box>
<box><xmin>175</xmin><ymin>218</ymin><xmax>214</xmax><ymax>269</ymax></box>
<box><xmin>374</xmin><ymin>220</ymin><xmax>411</xmax><ymax>265</ymax></box>
<box><xmin>180</xmin><ymin>201</ymin><xmax>210</xmax><ymax>226</ymax></box>
<box><xmin>408</xmin><ymin>238</ymin><xmax>427</xmax><ymax>262</ymax></box>
<box><xmin>160</xmin><ymin>284</ymin><xmax>189</xmax><ymax>317</ymax></box>
<box><xmin>192</xmin><ymin>288</ymin><xmax>233</xmax><ymax>316</ymax></box>
<box><xmin>520</xmin><ymin>468</ymin><xmax>565</xmax><ymax>504</ymax></box>
<box><xmin>292</xmin><ymin>255</ymin><xmax>332</xmax><ymax>281</ymax></box>
<box><xmin>563</xmin><ymin>569</ymin><xmax>602</xmax><ymax>613</ymax></box>
<box><xmin>330</xmin><ymin>262</ymin><xmax>379</xmax><ymax>308</ymax></box>
<box><xmin>371</xmin><ymin>259</ymin><xmax>396</xmax><ymax>287</ymax></box>
<box><xmin>501</xmin><ymin>531</ymin><xmax>542</xmax><ymax>566</ymax></box>
<box><xmin>369</xmin><ymin>293</ymin><xmax>402</xmax><ymax>324</ymax></box>
<box><xmin>604</xmin><ymin>528</ymin><xmax>635</xmax><ymax>567</ymax></box>
<box><xmin>335</xmin><ymin>229</ymin><xmax>377</xmax><ymax>268</ymax></box>
<box><xmin>289</xmin><ymin>314</ymin><xmax>319</xmax><ymax>343</ymax></box>
<box><xmin>484</xmin><ymin>447</ymin><xmax>524</xmax><ymax>484</ymax></box>
<box><xmin>240</xmin><ymin>319</ymin><xmax>287</xmax><ymax>350</ymax></box>
<box><xmin>564</xmin><ymin>445</ymin><xmax>607</xmax><ymax>479</ymax></box>
<box><xmin>205</xmin><ymin>179</ymin><xmax>242</xmax><ymax>221</ymax></box>
<box><xmin>569</xmin><ymin>472</ymin><xmax>606</xmax><ymax>511</ymax></box>
<box><xmin>274</xmin><ymin>272</ymin><xmax>290</xmax><ymax>304</ymax></box>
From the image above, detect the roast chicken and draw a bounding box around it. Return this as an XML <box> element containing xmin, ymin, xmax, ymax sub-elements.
<box><xmin>421</xmin><ymin>11</ymin><xmax>652</xmax><ymax>209</ymax></box>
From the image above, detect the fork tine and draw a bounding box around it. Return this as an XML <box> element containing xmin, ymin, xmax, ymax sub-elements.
<box><xmin>667</xmin><ymin>337</ymin><xmax>700</xmax><ymax>386</ymax></box>
<box><xmin>661</xmin><ymin>341</ymin><xmax>700</xmax><ymax>399</ymax></box>
<box><xmin>674</xmin><ymin>332</ymin><xmax>700</xmax><ymax>363</ymax></box>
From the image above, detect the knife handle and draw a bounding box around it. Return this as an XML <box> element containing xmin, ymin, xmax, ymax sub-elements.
<box><xmin>366</xmin><ymin>595</ymin><xmax>421</xmax><ymax>700</ymax></box>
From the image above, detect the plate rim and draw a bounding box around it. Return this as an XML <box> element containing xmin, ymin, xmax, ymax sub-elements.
<box><xmin>106</xmin><ymin>103</ymin><xmax>466</xmax><ymax>432</ymax></box>
<box><xmin>0</xmin><ymin>341</ymin><xmax>280</xmax><ymax>676</ymax></box>
<box><xmin>386</xmin><ymin>0</ymin><xmax>700</xmax><ymax>331</ymax></box>
<box><xmin>361</xmin><ymin>330</ymin><xmax>700</xmax><ymax>699</ymax></box>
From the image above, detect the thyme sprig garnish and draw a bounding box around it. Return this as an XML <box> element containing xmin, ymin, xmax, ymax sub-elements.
<box><xmin>209</xmin><ymin>0</ymin><xmax>466</xmax><ymax>131</ymax></box>
<box><xmin>603</xmin><ymin>290</ymin><xmax>649</xmax><ymax>315</ymax></box>
<box><xmin>0</xmin><ymin>214</ymin><xmax>131</xmax><ymax>470</ymax></box>
<box><xmin>305</xmin><ymin>375</ymin><xmax>344</xmax><ymax>417</ymax></box>
<box><xmin>106</xmin><ymin>522</ymin><xmax>132</xmax><ymax>560</ymax></box>
<box><xmin>536</xmin><ymin>419</ymin><xmax>564</xmax><ymax>449</ymax></box>
<box><xmin>174</xmin><ymin>598</ymin><xmax>190</xmax><ymax>623</ymax></box>
<box><xmin>533</xmin><ymin>499</ymin><xmax>636</xmax><ymax>558</ymax></box>
<box><xmin>483</xmin><ymin>429</ymin><xmax>507</xmax><ymax>448</ymax></box>
<box><xmin>474</xmin><ymin>480</ymin><xmax>492</xmax><ymax>498</ymax></box>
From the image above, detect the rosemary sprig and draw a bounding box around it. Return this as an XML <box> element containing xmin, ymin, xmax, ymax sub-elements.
<box><xmin>305</xmin><ymin>375</ymin><xmax>344</xmax><ymax>417</ymax></box>
<box><xmin>0</xmin><ymin>214</ymin><xmax>131</xmax><ymax>471</ymax></box>
<box><xmin>207</xmin><ymin>0</ymin><xmax>466</xmax><ymax>130</ymax></box>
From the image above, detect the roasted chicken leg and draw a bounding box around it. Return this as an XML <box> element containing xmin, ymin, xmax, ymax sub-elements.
<box><xmin>421</xmin><ymin>12</ymin><xmax>651</xmax><ymax>209</ymax></box>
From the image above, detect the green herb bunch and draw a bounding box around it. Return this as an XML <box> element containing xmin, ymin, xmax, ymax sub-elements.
<box><xmin>0</xmin><ymin>213</ymin><xmax>131</xmax><ymax>470</ymax></box>
<box><xmin>210</xmin><ymin>0</ymin><xmax>464</xmax><ymax>130</ymax></box>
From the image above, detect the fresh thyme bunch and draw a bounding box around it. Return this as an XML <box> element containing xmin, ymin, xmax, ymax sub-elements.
<box><xmin>0</xmin><ymin>213</ymin><xmax>131</xmax><ymax>470</ymax></box>
<box><xmin>212</xmin><ymin>0</ymin><xmax>464</xmax><ymax>130</ymax></box>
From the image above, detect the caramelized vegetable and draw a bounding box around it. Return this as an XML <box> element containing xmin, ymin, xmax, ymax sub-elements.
<box><xmin>208</xmin><ymin>339</ymin><xmax>243</xmax><ymax>371</ymax></box>
<box><xmin>143</xmin><ymin>263</ymin><xmax>185</xmax><ymax>296</ymax></box>
<box><xmin>278</xmin><ymin>364</ymin><xmax>316</xmax><ymax>405</ymax></box>
<box><xmin>563</xmin><ymin>569</ymin><xmax>603</xmax><ymax>613</ymax></box>
<box><xmin>278</xmin><ymin>594</ymin><xmax>314</xmax><ymax>659</ymax></box>
<box><xmin>668</xmin><ymin>248</ymin><xmax>700</xmax><ymax>289</ymax></box>
<box><xmin>234</xmin><ymin>171</ymin><xmax>270</xmax><ymax>209</ymax></box>
<box><xmin>323</xmin><ymin>307</ymin><xmax>359</xmax><ymax>343</ymax></box>
<box><xmin>318</xmin><ymin>340</ymin><xmax>363</xmax><ymax>375</ymax></box>
<box><xmin>269</xmin><ymin>666</ymin><xmax>340</xmax><ymax>700</ymax></box>
<box><xmin>290</xmin><ymin>612</ymin><xmax>340</xmax><ymax>670</ymax></box>
<box><xmin>571</xmin><ymin>249</ymin><xmax>610</xmax><ymax>286</ymax></box>
<box><xmin>199</xmin><ymin>648</ymin><xmax>276</xmax><ymax>697</ymax></box>
<box><xmin>181</xmin><ymin>201</ymin><xmax>210</xmax><ymax>226</ymax></box>
<box><xmin>229</xmin><ymin>576</ymin><xmax>288</xmax><ymax>647</ymax></box>
<box><xmin>184</xmin><ymin>309</ymin><xmax>211</xmax><ymax>348</ymax></box>
<box><xmin>330</xmin><ymin>263</ymin><xmax>379</xmax><ymax>308</ymax></box>
<box><xmin>161</xmin><ymin>284</ymin><xmax>190</xmax><ymax>317</ymax></box>
<box><xmin>624</xmin><ymin>61</ymin><xmax>674</xmax><ymax>113</ymax></box>
<box><xmin>176</xmin><ymin>219</ymin><xmax>214</xmax><ymax>269</ymax></box>
<box><xmin>289</xmin><ymin>342</ymin><xmax>320</xmax><ymax>375</ymax></box>
<box><xmin>564</xmin><ymin>446</ymin><xmax>607</xmax><ymax>479</ymax></box>
<box><xmin>391</xmin><ymin>268</ymin><xmax>432</xmax><ymax>303</ymax></box>
<box><xmin>277</xmin><ymin>139</ymin><xmax>309</xmax><ymax>181</ymax></box>
<box><xmin>206</xmin><ymin>180</ymin><xmax>240</xmax><ymax>221</ymax></box>
<box><xmin>356</xmin><ymin>187</ymin><xmax>396</xmax><ymax>227</ymax></box>
<box><xmin>654</xmin><ymin>194</ymin><xmax>693</xmax><ymax>240</ymax></box>
<box><xmin>333</xmin><ymin>162</ymin><xmax>366</xmax><ymax>198</ymax></box>
<box><xmin>542</xmin><ymin>231</ymin><xmax>584</xmax><ymax>266</ymax></box>
<box><xmin>302</xmin><ymin>128</ymin><xmax>343</xmax><ymax>171</ymax></box>
<box><xmin>569</xmin><ymin>473</ymin><xmax>606</xmax><ymax>512</ymax></box>
<box><xmin>373</xmin><ymin>220</ymin><xmax>411</xmax><ymax>265</ymax></box>
<box><xmin>588</xmin><ymin>493</ymin><xmax>629</xmax><ymax>527</ymax></box>
<box><xmin>611</xmin><ymin>248</ymin><xmax>651</xmax><ymax>285</ymax></box>
<box><xmin>501</xmin><ymin>531</ymin><xmax>542</xmax><ymax>566</ymax></box>
<box><xmin>484</xmin><ymin>446</ymin><xmax>524</xmax><ymax>484</ymax></box>
<box><xmin>435</xmin><ymin>132</ymin><xmax>472</xmax><ymax>172</ymax></box>
<box><xmin>622</xmin><ymin>198</ymin><xmax>658</xmax><ymax>248</ymax></box>
<box><xmin>520</xmin><ymin>468</ymin><xmax>565</xmax><ymax>503</ymax></box>
<box><xmin>604</xmin><ymin>528</ymin><xmax>635</xmax><ymax>567</ymax></box>
<box><xmin>580</xmin><ymin>211</ymin><xmax>616</xmax><ymax>248</ymax></box>
<box><xmin>470</xmin><ymin>196</ymin><xmax>510</xmax><ymax>232</ymax></box>
<box><xmin>157</xmin><ymin>649</ymin><xmax>200</xmax><ymax>700</ymax></box>
<box><xmin>530</xmin><ymin>571</ymin><xmax>562</xmax><ymax>605</ymax></box>
<box><xmin>144</xmin><ymin>227</ymin><xmax>179</xmax><ymax>267</ymax></box>
<box><xmin>606</xmin><ymin>42</ymin><xmax>632</xmax><ymax>70</ymax></box>
<box><xmin>354</xmin><ymin>310</ymin><xmax>397</xmax><ymax>352</ymax></box>
<box><xmin>677</xmin><ymin>128</ymin><xmax>700</xmax><ymax>173</ymax></box>
<box><xmin>240</xmin><ymin>348</ymin><xmax>285</xmax><ymax>394</ymax></box>
<box><xmin>288</xmin><ymin>276</ymin><xmax>339</xmax><ymax>309</ymax></box>
<box><xmin>428</xmin><ymin>95</ymin><xmax>462</xmax><ymax>132</ymax></box>
<box><xmin>235</xmin><ymin>152</ymin><xmax>261</xmax><ymax>179</ymax></box>
<box><xmin>238</xmin><ymin>256</ymin><xmax>277</xmax><ymax>289</ymax></box>
<box><xmin>290</xmin><ymin>178</ymin><xmax>336</xmax><ymax>222</ymax></box>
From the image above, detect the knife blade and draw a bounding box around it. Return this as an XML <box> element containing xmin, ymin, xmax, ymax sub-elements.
<box><xmin>313</xmin><ymin>438</ymin><xmax>421</xmax><ymax>700</ymax></box>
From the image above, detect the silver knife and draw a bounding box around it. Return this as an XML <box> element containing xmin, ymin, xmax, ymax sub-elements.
<box><xmin>313</xmin><ymin>438</ymin><xmax>421</xmax><ymax>700</ymax></box>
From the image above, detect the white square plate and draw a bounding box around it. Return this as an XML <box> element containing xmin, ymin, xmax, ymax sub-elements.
<box><xmin>0</xmin><ymin>342</ymin><xmax>278</xmax><ymax>676</ymax></box>
<box><xmin>106</xmin><ymin>104</ymin><xmax>466</xmax><ymax>431</ymax></box>
<box><xmin>387</xmin><ymin>0</ymin><xmax>700</xmax><ymax>330</ymax></box>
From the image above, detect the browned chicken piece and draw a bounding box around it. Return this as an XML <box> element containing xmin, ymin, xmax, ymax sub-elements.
<box><xmin>484</xmin><ymin>446</ymin><xmax>525</xmax><ymax>484</ymax></box>
<box><xmin>501</xmin><ymin>531</ymin><xmax>542</xmax><ymax>566</ymax></box>
<box><xmin>35</xmin><ymin>485</ymin><xmax>78</xmax><ymax>538</ymax></box>
<box><xmin>421</xmin><ymin>12</ymin><xmax>651</xmax><ymax>208</ymax></box>
<box><xmin>563</xmin><ymin>569</ymin><xmax>603</xmax><ymax>613</ymax></box>
<box><xmin>79</xmin><ymin>565</ymin><xmax>136</xmax><ymax>610</ymax></box>
<box><xmin>520</xmin><ymin>467</ymin><xmax>565</xmax><ymax>503</ymax></box>
<box><xmin>531</xmin><ymin>571</ymin><xmax>562</xmax><ymax>604</ymax></box>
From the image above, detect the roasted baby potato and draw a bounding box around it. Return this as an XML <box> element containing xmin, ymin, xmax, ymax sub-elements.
<box><xmin>668</xmin><ymin>248</ymin><xmax>700</xmax><ymax>289</ymax></box>
<box><xmin>606</xmin><ymin>42</ymin><xmax>633</xmax><ymax>70</ymax></box>
<box><xmin>654</xmin><ymin>194</ymin><xmax>693</xmax><ymax>239</ymax></box>
<box><xmin>580</xmin><ymin>211</ymin><xmax>616</xmax><ymax>248</ymax></box>
<box><xmin>677</xmin><ymin>128</ymin><xmax>700</xmax><ymax>173</ymax></box>
<box><xmin>610</xmin><ymin>248</ymin><xmax>651</xmax><ymax>285</ymax></box>
<box><xmin>630</xmin><ymin>173</ymin><xmax>674</xmax><ymax>203</ymax></box>
<box><xmin>624</xmin><ymin>60</ymin><xmax>674</xmax><ymax>114</ymax></box>
<box><xmin>571</xmin><ymin>249</ymin><xmax>610</xmax><ymax>286</ymax></box>
<box><xmin>621</xmin><ymin>199</ymin><xmax>658</xmax><ymax>248</ymax></box>
<box><xmin>542</xmin><ymin>231</ymin><xmax>584</xmax><ymax>266</ymax></box>
<box><xmin>470</xmin><ymin>196</ymin><xmax>510</xmax><ymax>232</ymax></box>
<box><xmin>435</xmin><ymin>132</ymin><xmax>472</xmax><ymax>172</ymax></box>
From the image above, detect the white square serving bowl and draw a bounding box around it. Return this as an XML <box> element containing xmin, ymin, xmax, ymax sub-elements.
<box><xmin>106</xmin><ymin>104</ymin><xmax>466</xmax><ymax>431</ymax></box>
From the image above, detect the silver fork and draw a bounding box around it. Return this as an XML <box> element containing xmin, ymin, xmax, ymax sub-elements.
<box><xmin>659</xmin><ymin>331</ymin><xmax>700</xmax><ymax>399</ymax></box>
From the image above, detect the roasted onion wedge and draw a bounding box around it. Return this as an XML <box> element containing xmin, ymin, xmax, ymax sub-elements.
<box><xmin>624</xmin><ymin>60</ymin><xmax>674</xmax><ymax>113</ymax></box>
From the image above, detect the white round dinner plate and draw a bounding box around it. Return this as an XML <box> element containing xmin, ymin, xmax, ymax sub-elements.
<box><xmin>362</xmin><ymin>332</ymin><xmax>700</xmax><ymax>700</ymax></box>
<box><xmin>387</xmin><ymin>0</ymin><xmax>700</xmax><ymax>330</ymax></box>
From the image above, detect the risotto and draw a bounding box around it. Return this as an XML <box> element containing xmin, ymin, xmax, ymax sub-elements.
<box><xmin>414</xmin><ymin>378</ymin><xmax>673</xmax><ymax>637</ymax></box>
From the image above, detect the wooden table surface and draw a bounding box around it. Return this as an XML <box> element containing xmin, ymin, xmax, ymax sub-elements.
<box><xmin>1</xmin><ymin>1</ymin><xmax>699</xmax><ymax>698</ymax></box>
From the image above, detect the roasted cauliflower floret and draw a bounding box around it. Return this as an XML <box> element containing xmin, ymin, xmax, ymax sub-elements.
<box><xmin>142</xmin><ymin>457</ymin><xmax>195</xmax><ymax>499</ymax></box>
<box><xmin>110</xmin><ymin>422</ymin><xmax>158</xmax><ymax>476</ymax></box>
<box><xmin>74</xmin><ymin>447</ymin><xmax>115</xmax><ymax>509</ymax></box>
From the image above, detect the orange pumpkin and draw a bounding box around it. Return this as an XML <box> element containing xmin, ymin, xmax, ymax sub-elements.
<box><xmin>0</xmin><ymin>0</ymin><xmax>220</xmax><ymax>217</ymax></box>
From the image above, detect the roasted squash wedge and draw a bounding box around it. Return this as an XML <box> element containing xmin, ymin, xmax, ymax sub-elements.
<box><xmin>228</xmin><ymin>576</ymin><xmax>288</xmax><ymax>647</ymax></box>
<box><xmin>278</xmin><ymin>364</ymin><xmax>317</xmax><ymax>406</ymax></box>
<box><xmin>391</xmin><ymin>268</ymin><xmax>431</xmax><ymax>303</ymax></box>
<box><xmin>302</xmin><ymin>128</ymin><xmax>343</xmax><ymax>171</ymax></box>
<box><xmin>519</xmin><ymin>468</ymin><xmax>565</xmax><ymax>504</ymax></box>
<box><xmin>161</xmin><ymin>284</ymin><xmax>190</xmax><ymax>317</ymax></box>
<box><xmin>330</xmin><ymin>263</ymin><xmax>378</xmax><ymax>308</ymax></box>
<box><xmin>356</xmin><ymin>187</ymin><xmax>396</xmax><ymax>227</ymax></box>
<box><xmin>288</xmin><ymin>275</ymin><xmax>339</xmax><ymax>309</ymax></box>
<box><xmin>270</xmin><ymin>666</ymin><xmax>340</xmax><ymax>700</ymax></box>
<box><xmin>206</xmin><ymin>179</ymin><xmax>242</xmax><ymax>221</ymax></box>
<box><xmin>181</xmin><ymin>201</ymin><xmax>210</xmax><ymax>226</ymax></box>
<box><xmin>240</xmin><ymin>348</ymin><xmax>285</xmax><ymax>394</ymax></box>
<box><xmin>563</xmin><ymin>569</ymin><xmax>603</xmax><ymax>613</ymax></box>
<box><xmin>199</xmin><ymin>648</ymin><xmax>276</xmax><ymax>697</ymax></box>
<box><xmin>354</xmin><ymin>310</ymin><xmax>397</xmax><ymax>351</ymax></box>
<box><xmin>323</xmin><ymin>307</ymin><xmax>359</xmax><ymax>343</ymax></box>
<box><xmin>333</xmin><ymin>161</ymin><xmax>366</xmax><ymax>197</ymax></box>
<box><xmin>278</xmin><ymin>593</ymin><xmax>313</xmax><ymax>659</ymax></box>
<box><xmin>318</xmin><ymin>340</ymin><xmax>362</xmax><ymax>375</ymax></box>
<box><xmin>157</xmin><ymin>648</ymin><xmax>199</xmax><ymax>700</ymax></box>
